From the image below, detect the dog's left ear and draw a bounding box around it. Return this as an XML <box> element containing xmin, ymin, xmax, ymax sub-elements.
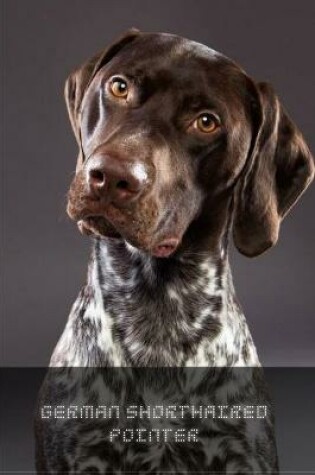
<box><xmin>233</xmin><ymin>81</ymin><xmax>314</xmax><ymax>257</ymax></box>
<box><xmin>64</xmin><ymin>28</ymin><xmax>140</xmax><ymax>146</ymax></box>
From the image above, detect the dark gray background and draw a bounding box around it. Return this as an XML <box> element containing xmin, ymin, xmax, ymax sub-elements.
<box><xmin>2</xmin><ymin>0</ymin><xmax>315</xmax><ymax>367</ymax></box>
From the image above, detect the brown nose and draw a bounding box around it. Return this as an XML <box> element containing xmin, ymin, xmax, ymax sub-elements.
<box><xmin>86</xmin><ymin>154</ymin><xmax>149</xmax><ymax>205</ymax></box>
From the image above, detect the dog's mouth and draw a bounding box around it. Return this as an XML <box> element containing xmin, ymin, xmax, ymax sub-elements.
<box><xmin>77</xmin><ymin>216</ymin><xmax>121</xmax><ymax>239</ymax></box>
<box><xmin>68</xmin><ymin>198</ymin><xmax>132</xmax><ymax>241</ymax></box>
<box><xmin>77</xmin><ymin>214</ymin><xmax>181</xmax><ymax>258</ymax></box>
<box><xmin>68</xmin><ymin>189</ymin><xmax>183</xmax><ymax>258</ymax></box>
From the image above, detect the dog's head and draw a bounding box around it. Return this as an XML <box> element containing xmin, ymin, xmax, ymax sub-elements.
<box><xmin>65</xmin><ymin>30</ymin><xmax>314</xmax><ymax>258</ymax></box>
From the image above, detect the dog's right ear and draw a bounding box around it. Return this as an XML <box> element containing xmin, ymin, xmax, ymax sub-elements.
<box><xmin>64</xmin><ymin>28</ymin><xmax>140</xmax><ymax>145</ymax></box>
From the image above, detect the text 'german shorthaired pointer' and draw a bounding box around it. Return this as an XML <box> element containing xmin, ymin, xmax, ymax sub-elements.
<box><xmin>36</xmin><ymin>30</ymin><xmax>314</xmax><ymax>474</ymax></box>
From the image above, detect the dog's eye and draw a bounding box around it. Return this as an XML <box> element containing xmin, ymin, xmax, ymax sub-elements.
<box><xmin>194</xmin><ymin>113</ymin><xmax>220</xmax><ymax>133</ymax></box>
<box><xmin>109</xmin><ymin>77</ymin><xmax>128</xmax><ymax>98</ymax></box>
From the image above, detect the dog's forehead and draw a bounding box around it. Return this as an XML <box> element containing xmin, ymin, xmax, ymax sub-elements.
<box><xmin>137</xmin><ymin>32</ymin><xmax>222</xmax><ymax>61</ymax></box>
<box><xmin>108</xmin><ymin>32</ymin><xmax>239</xmax><ymax>81</ymax></box>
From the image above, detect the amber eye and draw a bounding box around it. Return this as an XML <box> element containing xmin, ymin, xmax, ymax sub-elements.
<box><xmin>109</xmin><ymin>77</ymin><xmax>128</xmax><ymax>98</ymax></box>
<box><xmin>194</xmin><ymin>113</ymin><xmax>219</xmax><ymax>133</ymax></box>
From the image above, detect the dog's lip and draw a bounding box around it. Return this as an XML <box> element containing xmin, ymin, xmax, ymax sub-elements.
<box><xmin>77</xmin><ymin>215</ymin><xmax>121</xmax><ymax>238</ymax></box>
<box><xmin>76</xmin><ymin>204</ymin><xmax>125</xmax><ymax>228</ymax></box>
<box><xmin>76</xmin><ymin>211</ymin><xmax>181</xmax><ymax>257</ymax></box>
<box><xmin>77</xmin><ymin>219</ymin><xmax>94</xmax><ymax>236</ymax></box>
<box><xmin>151</xmin><ymin>237</ymin><xmax>180</xmax><ymax>258</ymax></box>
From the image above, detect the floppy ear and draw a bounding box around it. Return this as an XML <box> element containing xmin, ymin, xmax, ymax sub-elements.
<box><xmin>64</xmin><ymin>28</ymin><xmax>140</xmax><ymax>146</ymax></box>
<box><xmin>233</xmin><ymin>81</ymin><xmax>314</xmax><ymax>257</ymax></box>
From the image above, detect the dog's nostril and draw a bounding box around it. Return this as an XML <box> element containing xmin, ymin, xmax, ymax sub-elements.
<box><xmin>89</xmin><ymin>169</ymin><xmax>104</xmax><ymax>185</ymax></box>
<box><xmin>116</xmin><ymin>180</ymin><xmax>129</xmax><ymax>190</ymax></box>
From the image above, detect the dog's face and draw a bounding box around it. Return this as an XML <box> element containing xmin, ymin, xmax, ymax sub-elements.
<box><xmin>66</xmin><ymin>30</ymin><xmax>314</xmax><ymax>257</ymax></box>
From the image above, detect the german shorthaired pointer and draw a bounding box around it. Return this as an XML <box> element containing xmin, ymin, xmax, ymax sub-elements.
<box><xmin>35</xmin><ymin>30</ymin><xmax>314</xmax><ymax>473</ymax></box>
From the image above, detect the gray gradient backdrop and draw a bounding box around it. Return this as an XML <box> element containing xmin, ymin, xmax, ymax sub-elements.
<box><xmin>2</xmin><ymin>0</ymin><xmax>315</xmax><ymax>367</ymax></box>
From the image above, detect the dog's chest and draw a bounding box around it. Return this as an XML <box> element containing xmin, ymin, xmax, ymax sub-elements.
<box><xmin>50</xmin><ymin>254</ymin><xmax>259</xmax><ymax>367</ymax></box>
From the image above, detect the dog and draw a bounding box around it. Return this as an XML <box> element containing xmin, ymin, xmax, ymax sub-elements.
<box><xmin>35</xmin><ymin>30</ymin><xmax>314</xmax><ymax>474</ymax></box>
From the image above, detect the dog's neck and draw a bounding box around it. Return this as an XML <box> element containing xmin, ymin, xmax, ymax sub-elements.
<box><xmin>91</xmin><ymin>236</ymin><xmax>229</xmax><ymax>297</ymax></box>
<box><xmin>89</xmin><ymin>237</ymin><xmax>258</xmax><ymax>365</ymax></box>
<box><xmin>51</xmin><ymin>237</ymin><xmax>260</xmax><ymax>367</ymax></box>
